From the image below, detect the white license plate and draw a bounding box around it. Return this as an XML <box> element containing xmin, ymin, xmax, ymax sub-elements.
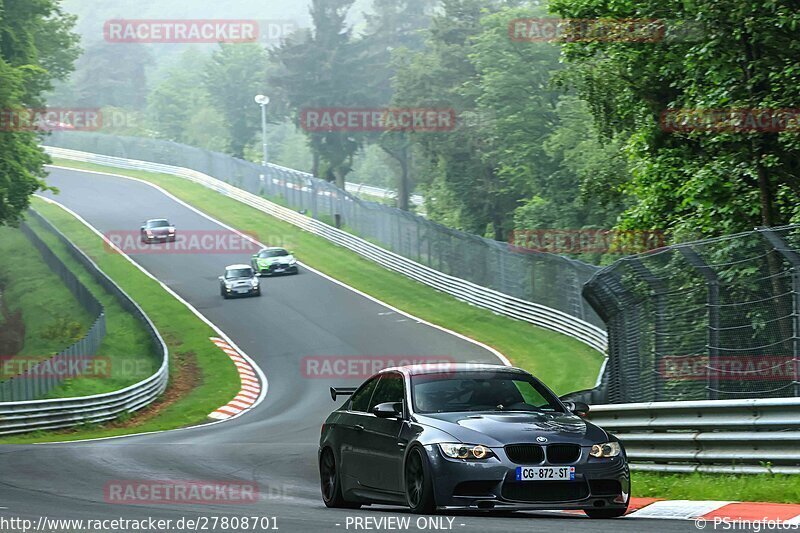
<box><xmin>515</xmin><ymin>466</ymin><xmax>575</xmax><ymax>481</ymax></box>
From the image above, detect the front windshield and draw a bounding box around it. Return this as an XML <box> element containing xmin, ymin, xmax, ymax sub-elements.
<box><xmin>146</xmin><ymin>220</ymin><xmax>170</xmax><ymax>228</ymax></box>
<box><xmin>411</xmin><ymin>371</ymin><xmax>563</xmax><ymax>414</ymax></box>
<box><xmin>225</xmin><ymin>268</ymin><xmax>253</xmax><ymax>279</ymax></box>
<box><xmin>258</xmin><ymin>249</ymin><xmax>289</xmax><ymax>258</ymax></box>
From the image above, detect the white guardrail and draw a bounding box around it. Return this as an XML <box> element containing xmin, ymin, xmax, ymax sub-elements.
<box><xmin>344</xmin><ymin>181</ymin><xmax>425</xmax><ymax>207</ymax></box>
<box><xmin>588</xmin><ymin>397</ymin><xmax>800</xmax><ymax>474</ymax></box>
<box><xmin>45</xmin><ymin>146</ymin><xmax>608</xmax><ymax>354</ymax></box>
<box><xmin>0</xmin><ymin>210</ymin><xmax>169</xmax><ymax>435</ymax></box>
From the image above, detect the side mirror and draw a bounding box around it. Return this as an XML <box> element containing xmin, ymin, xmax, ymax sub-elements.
<box><xmin>218</xmin><ymin>276</ymin><xmax>224</xmax><ymax>282</ymax></box>
<box><xmin>252</xmin><ymin>254</ymin><xmax>258</xmax><ymax>258</ymax></box>
<box><xmin>372</xmin><ymin>402</ymin><xmax>403</xmax><ymax>419</ymax></box>
<box><xmin>563</xmin><ymin>401</ymin><xmax>590</xmax><ymax>417</ymax></box>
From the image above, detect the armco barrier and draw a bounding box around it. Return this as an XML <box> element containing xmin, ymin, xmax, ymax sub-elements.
<box><xmin>44</xmin><ymin>146</ymin><xmax>608</xmax><ymax>354</ymax></box>
<box><xmin>344</xmin><ymin>181</ymin><xmax>424</xmax><ymax>207</ymax></box>
<box><xmin>589</xmin><ymin>397</ymin><xmax>800</xmax><ymax>474</ymax></box>
<box><xmin>0</xmin><ymin>210</ymin><xmax>168</xmax><ymax>435</ymax></box>
<box><xmin>1</xmin><ymin>222</ymin><xmax>106</xmax><ymax>401</ymax></box>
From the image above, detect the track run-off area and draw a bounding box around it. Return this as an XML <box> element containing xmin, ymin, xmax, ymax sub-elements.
<box><xmin>0</xmin><ymin>166</ymin><xmax>703</xmax><ymax>532</ymax></box>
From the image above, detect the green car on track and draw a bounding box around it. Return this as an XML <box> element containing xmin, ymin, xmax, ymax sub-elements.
<box><xmin>251</xmin><ymin>247</ymin><xmax>299</xmax><ymax>276</ymax></box>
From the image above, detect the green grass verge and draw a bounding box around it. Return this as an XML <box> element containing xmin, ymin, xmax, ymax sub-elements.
<box><xmin>23</xmin><ymin>214</ymin><xmax>158</xmax><ymax>398</ymax></box>
<box><xmin>632</xmin><ymin>471</ymin><xmax>800</xmax><ymax>504</ymax></box>
<box><xmin>50</xmin><ymin>158</ymin><xmax>604</xmax><ymax>394</ymax></box>
<box><xmin>0</xmin><ymin>225</ymin><xmax>94</xmax><ymax>365</ymax></box>
<box><xmin>0</xmin><ymin>197</ymin><xmax>240</xmax><ymax>443</ymax></box>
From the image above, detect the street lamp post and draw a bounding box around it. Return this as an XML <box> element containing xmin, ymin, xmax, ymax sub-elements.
<box><xmin>254</xmin><ymin>94</ymin><xmax>270</xmax><ymax>172</ymax></box>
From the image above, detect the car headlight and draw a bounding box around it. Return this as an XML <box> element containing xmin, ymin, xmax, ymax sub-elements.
<box><xmin>224</xmin><ymin>281</ymin><xmax>233</xmax><ymax>288</ymax></box>
<box><xmin>439</xmin><ymin>443</ymin><xmax>494</xmax><ymax>460</ymax></box>
<box><xmin>590</xmin><ymin>441</ymin><xmax>621</xmax><ymax>458</ymax></box>
<box><xmin>251</xmin><ymin>279</ymin><xmax>259</xmax><ymax>288</ymax></box>
<box><xmin>289</xmin><ymin>258</ymin><xmax>297</xmax><ymax>265</ymax></box>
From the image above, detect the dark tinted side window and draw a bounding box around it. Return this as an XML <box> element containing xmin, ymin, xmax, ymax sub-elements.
<box><xmin>368</xmin><ymin>372</ymin><xmax>405</xmax><ymax>410</ymax></box>
<box><xmin>350</xmin><ymin>377</ymin><xmax>379</xmax><ymax>413</ymax></box>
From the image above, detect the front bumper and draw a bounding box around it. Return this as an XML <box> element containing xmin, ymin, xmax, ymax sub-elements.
<box><xmin>223</xmin><ymin>286</ymin><xmax>260</xmax><ymax>297</ymax></box>
<box><xmin>255</xmin><ymin>263</ymin><xmax>298</xmax><ymax>276</ymax></box>
<box><xmin>143</xmin><ymin>234</ymin><xmax>176</xmax><ymax>243</ymax></box>
<box><xmin>425</xmin><ymin>444</ymin><xmax>630</xmax><ymax>511</ymax></box>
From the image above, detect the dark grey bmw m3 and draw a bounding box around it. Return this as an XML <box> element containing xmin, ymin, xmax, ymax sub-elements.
<box><xmin>319</xmin><ymin>364</ymin><xmax>629</xmax><ymax>517</ymax></box>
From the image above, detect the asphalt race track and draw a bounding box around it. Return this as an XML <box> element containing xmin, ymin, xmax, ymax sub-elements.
<box><xmin>0</xmin><ymin>167</ymin><xmax>700</xmax><ymax>532</ymax></box>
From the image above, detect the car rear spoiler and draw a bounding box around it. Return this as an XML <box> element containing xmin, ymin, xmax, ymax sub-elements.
<box><xmin>330</xmin><ymin>387</ymin><xmax>357</xmax><ymax>401</ymax></box>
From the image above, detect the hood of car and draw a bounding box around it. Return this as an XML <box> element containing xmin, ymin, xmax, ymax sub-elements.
<box><xmin>225</xmin><ymin>276</ymin><xmax>255</xmax><ymax>283</ymax></box>
<box><xmin>256</xmin><ymin>255</ymin><xmax>294</xmax><ymax>265</ymax></box>
<box><xmin>147</xmin><ymin>226</ymin><xmax>174</xmax><ymax>234</ymax></box>
<box><xmin>415</xmin><ymin>411</ymin><xmax>607</xmax><ymax>447</ymax></box>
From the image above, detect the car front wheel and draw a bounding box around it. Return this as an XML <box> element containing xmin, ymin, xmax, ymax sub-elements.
<box><xmin>405</xmin><ymin>446</ymin><xmax>436</xmax><ymax>514</ymax></box>
<box><xmin>319</xmin><ymin>448</ymin><xmax>360</xmax><ymax>509</ymax></box>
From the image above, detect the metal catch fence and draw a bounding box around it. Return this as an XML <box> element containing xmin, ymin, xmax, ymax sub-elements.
<box><xmin>584</xmin><ymin>226</ymin><xmax>800</xmax><ymax>403</ymax></box>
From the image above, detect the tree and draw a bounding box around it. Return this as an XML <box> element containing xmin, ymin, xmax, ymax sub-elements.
<box><xmin>204</xmin><ymin>43</ymin><xmax>269</xmax><ymax>159</ymax></box>
<box><xmin>270</xmin><ymin>0</ymin><xmax>377</xmax><ymax>188</ymax></box>
<box><xmin>72</xmin><ymin>42</ymin><xmax>152</xmax><ymax>110</ymax></box>
<box><xmin>550</xmin><ymin>0</ymin><xmax>800</xmax><ymax>238</ymax></box>
<box><xmin>393</xmin><ymin>0</ymin><xmax>545</xmax><ymax>239</ymax></box>
<box><xmin>147</xmin><ymin>48</ymin><xmax>227</xmax><ymax>151</ymax></box>
<box><xmin>514</xmin><ymin>96</ymin><xmax>630</xmax><ymax>236</ymax></box>
<box><xmin>0</xmin><ymin>0</ymin><xmax>80</xmax><ymax>226</ymax></box>
<box><xmin>362</xmin><ymin>0</ymin><xmax>437</xmax><ymax>210</ymax></box>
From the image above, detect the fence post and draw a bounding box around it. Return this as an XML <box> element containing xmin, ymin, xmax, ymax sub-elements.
<box><xmin>310</xmin><ymin>179</ymin><xmax>318</xmax><ymax>220</ymax></box>
<box><xmin>583</xmin><ymin>270</ymin><xmax>636</xmax><ymax>402</ymax></box>
<box><xmin>757</xmin><ymin>228</ymin><xmax>800</xmax><ymax>397</ymax></box>
<box><xmin>628</xmin><ymin>258</ymin><xmax>667</xmax><ymax>401</ymax></box>
<box><xmin>678</xmin><ymin>247</ymin><xmax>720</xmax><ymax>400</ymax></box>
